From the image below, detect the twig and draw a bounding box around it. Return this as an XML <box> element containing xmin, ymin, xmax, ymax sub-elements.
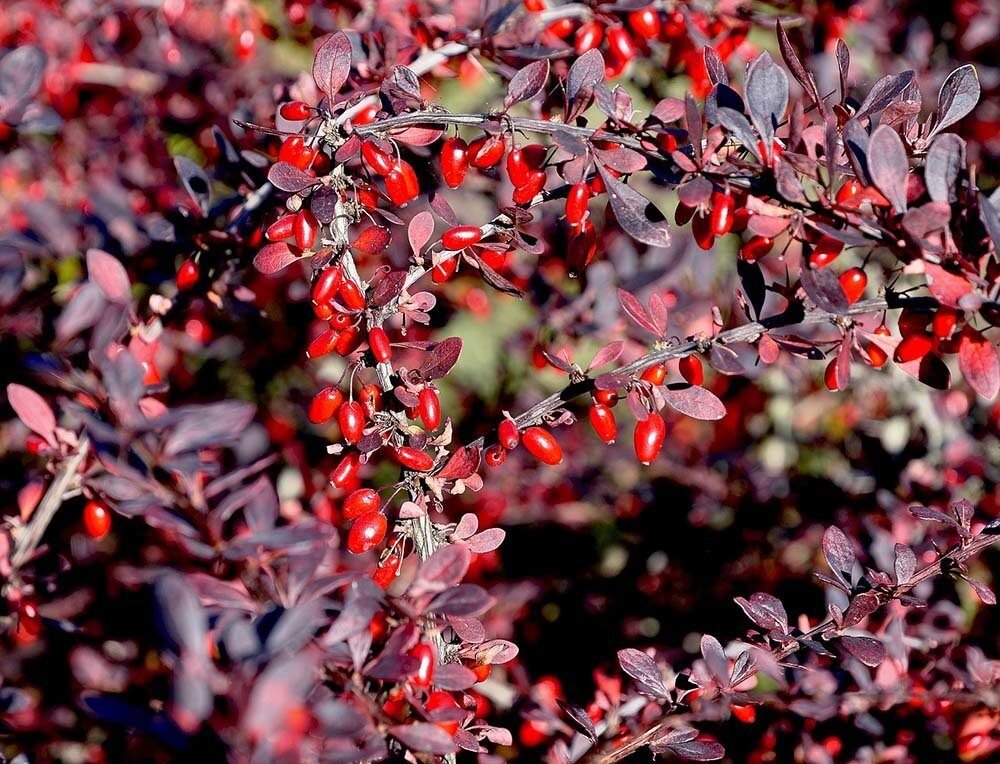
<box><xmin>581</xmin><ymin>531</ymin><xmax>1000</xmax><ymax>763</ymax></box>
<box><xmin>11</xmin><ymin>437</ymin><xmax>90</xmax><ymax>570</ymax></box>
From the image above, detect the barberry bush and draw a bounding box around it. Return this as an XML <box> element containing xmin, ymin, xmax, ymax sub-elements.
<box><xmin>2</xmin><ymin>0</ymin><xmax>1000</xmax><ymax>761</ymax></box>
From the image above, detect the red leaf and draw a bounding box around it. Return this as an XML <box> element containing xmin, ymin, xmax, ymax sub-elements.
<box><xmin>253</xmin><ymin>242</ymin><xmax>300</xmax><ymax>275</ymax></box>
<box><xmin>313</xmin><ymin>32</ymin><xmax>352</xmax><ymax>98</ymax></box>
<box><xmin>617</xmin><ymin>289</ymin><xmax>659</xmax><ymax>336</ymax></box>
<box><xmin>662</xmin><ymin>385</ymin><xmax>726</xmax><ymax>421</ymax></box>
<box><xmin>958</xmin><ymin>327</ymin><xmax>1000</xmax><ymax>399</ymax></box>
<box><xmin>7</xmin><ymin>384</ymin><xmax>58</xmax><ymax>448</ymax></box>
<box><xmin>408</xmin><ymin>211</ymin><xmax>435</xmax><ymax>255</ymax></box>
<box><xmin>504</xmin><ymin>60</ymin><xmax>549</xmax><ymax>109</ymax></box>
<box><xmin>86</xmin><ymin>249</ymin><xmax>131</xmax><ymax>302</ymax></box>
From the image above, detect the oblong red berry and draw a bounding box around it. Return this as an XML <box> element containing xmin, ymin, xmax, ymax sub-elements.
<box><xmin>361</xmin><ymin>140</ymin><xmax>395</xmax><ymax>176</ymax></box>
<box><xmin>678</xmin><ymin>355</ymin><xmax>704</xmax><ymax>386</ymax></box>
<box><xmin>308</xmin><ymin>386</ymin><xmax>343</xmax><ymax>424</ymax></box>
<box><xmin>634</xmin><ymin>413</ymin><xmax>666</xmax><ymax>464</ymax></box>
<box><xmin>83</xmin><ymin>501</ymin><xmax>111</xmax><ymax>539</ymax></box>
<box><xmin>18</xmin><ymin>599</ymin><xmax>42</xmax><ymax>635</ymax></box>
<box><xmin>385</xmin><ymin>161</ymin><xmax>419</xmax><ymax>206</ymax></box>
<box><xmin>177</xmin><ymin>260</ymin><xmax>199</xmax><ymax>291</ymax></box>
<box><xmin>347</xmin><ymin>511</ymin><xmax>387</xmax><ymax>554</ymax></box>
<box><xmin>607</xmin><ymin>26</ymin><xmax>637</xmax><ymax>62</ymax></box>
<box><xmin>640</xmin><ymin>364</ymin><xmax>666</xmax><ymax>385</ymax></box>
<box><xmin>312</xmin><ymin>267</ymin><xmax>343</xmax><ymax>305</ymax></box>
<box><xmin>839</xmin><ymin>267</ymin><xmax>867</xmax><ymax>304</ymax></box>
<box><xmin>266</xmin><ymin>214</ymin><xmax>295</xmax><ymax>241</ymax></box>
<box><xmin>468</xmin><ymin>135</ymin><xmax>505</xmax><ymax>169</ymax></box>
<box><xmin>393</xmin><ymin>446</ymin><xmax>435</xmax><ymax>472</ymax></box>
<box><xmin>373</xmin><ymin>551</ymin><xmax>401</xmax><ymax>589</ymax></box>
<box><xmin>307</xmin><ymin>329</ymin><xmax>340</xmax><ymax>359</ymax></box>
<box><xmin>294</xmin><ymin>209</ymin><xmax>319</xmax><ymax>250</ymax></box>
<box><xmin>565</xmin><ymin>183</ymin><xmax>590</xmax><ymax>225</ymax></box>
<box><xmin>709</xmin><ymin>190</ymin><xmax>735</xmax><ymax>236</ymax></box>
<box><xmin>330</xmin><ymin>452</ymin><xmax>361</xmax><ymax>488</ymax></box>
<box><xmin>368</xmin><ymin>326</ymin><xmax>392</xmax><ymax>363</ymax></box>
<box><xmin>512</xmin><ymin>169</ymin><xmax>546</xmax><ymax>205</ymax></box>
<box><xmin>344</xmin><ymin>488</ymin><xmax>380</xmax><ymax>519</ymax></box>
<box><xmin>335</xmin><ymin>325</ymin><xmax>363</xmax><ymax>355</ymax></box>
<box><xmin>279</xmin><ymin>101</ymin><xmax>311</xmax><ymax>121</ymax></box>
<box><xmin>410</xmin><ymin>643</ymin><xmax>436</xmax><ymax>687</ymax></box>
<box><xmin>894</xmin><ymin>332</ymin><xmax>933</xmax><ymax>363</ymax></box>
<box><xmin>339</xmin><ymin>280</ymin><xmax>367</xmax><ymax>311</ymax></box>
<box><xmin>432</xmin><ymin>256</ymin><xmax>458</xmax><ymax>283</ymax></box>
<box><xmin>739</xmin><ymin>236</ymin><xmax>774</xmax><ymax>263</ymax></box>
<box><xmin>589</xmin><ymin>404</ymin><xmax>617</xmax><ymax>443</ymax></box>
<box><xmin>278</xmin><ymin>135</ymin><xmax>305</xmax><ymax>165</ymax></box>
<box><xmin>628</xmin><ymin>8</ymin><xmax>660</xmax><ymax>38</ymax></box>
<box><xmin>338</xmin><ymin>401</ymin><xmax>365</xmax><ymax>444</ymax></box>
<box><xmin>442</xmin><ymin>226</ymin><xmax>482</xmax><ymax>251</ymax></box>
<box><xmin>574</xmin><ymin>21</ymin><xmax>604</xmax><ymax>54</ymax></box>
<box><xmin>498</xmin><ymin>419</ymin><xmax>520</xmax><ymax>450</ymax></box>
<box><xmin>692</xmin><ymin>210</ymin><xmax>715</xmax><ymax>250</ymax></box>
<box><xmin>523</xmin><ymin>426</ymin><xmax>562</xmax><ymax>465</ymax></box>
<box><xmin>809</xmin><ymin>236</ymin><xmax>844</xmax><ymax>268</ymax></box>
<box><xmin>418</xmin><ymin>388</ymin><xmax>441</xmax><ymax>430</ymax></box>
<box><xmin>441</xmin><ymin>137</ymin><xmax>469</xmax><ymax>188</ymax></box>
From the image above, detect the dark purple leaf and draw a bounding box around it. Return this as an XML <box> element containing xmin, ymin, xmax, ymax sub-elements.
<box><xmin>842</xmin><ymin>591</ymin><xmax>880</xmax><ymax>628</ymax></box>
<box><xmin>313</xmin><ymin>32</ymin><xmax>352</xmax><ymax>97</ymax></box>
<box><xmin>822</xmin><ymin>526</ymin><xmax>856</xmax><ymax>582</ymax></box>
<box><xmin>163</xmin><ymin>401</ymin><xmax>256</xmax><ymax>456</ymax></box>
<box><xmin>412</xmin><ymin>544</ymin><xmax>471</xmax><ymax>595</ymax></box>
<box><xmin>598</xmin><ymin>166</ymin><xmax>670</xmax><ymax>248</ymax></box>
<box><xmin>268</xmin><ymin>162</ymin><xmax>319</xmax><ymax>193</ymax></box>
<box><xmin>965</xmin><ymin>577</ymin><xmax>996</xmax><ymax>606</ymax></box>
<box><xmin>662</xmin><ymin>385</ymin><xmax>726</xmax><ymax>421</ymax></box>
<box><xmin>700</xmin><ymin>635</ymin><xmax>730</xmax><ymax>687</ymax></box>
<box><xmin>7</xmin><ymin>383</ymin><xmax>57</xmax><ymax>448</ymax></box>
<box><xmin>390</xmin><ymin>723</ymin><xmax>459</xmax><ymax>755</ymax></box>
<box><xmin>840</xmin><ymin>635</ymin><xmax>886</xmax><ymax>667</ymax></box>
<box><xmin>801</xmin><ymin>264</ymin><xmax>849</xmax><ymax>313</ymax></box>
<box><xmin>854</xmin><ymin>71</ymin><xmax>914</xmax><ymax>122</ymax></box>
<box><xmin>894</xmin><ymin>544</ymin><xmax>916</xmax><ymax>585</ymax></box>
<box><xmin>559</xmin><ymin>701</ymin><xmax>597</xmax><ymax>741</ymax></box>
<box><xmin>370</xmin><ymin>270</ymin><xmax>407</xmax><ymax>308</ymax></box>
<box><xmin>86</xmin><ymin>249</ymin><xmax>131</xmax><ymax>303</ymax></box>
<box><xmin>931</xmin><ymin>64</ymin><xmax>980</xmax><ymax>137</ymax></box>
<box><xmin>174</xmin><ymin>156</ymin><xmax>212</xmax><ymax>215</ymax></box>
<box><xmin>0</xmin><ymin>46</ymin><xmax>46</xmax><ymax>111</ymax></box>
<box><xmin>925</xmin><ymin>134</ymin><xmax>965</xmax><ymax>203</ymax></box>
<box><xmin>567</xmin><ymin>50</ymin><xmax>604</xmax><ymax>107</ymax></box>
<box><xmin>155</xmin><ymin>572</ymin><xmax>206</xmax><ymax>654</ymax></box>
<box><xmin>745</xmin><ymin>51</ymin><xmax>788</xmax><ymax>153</ymax></box>
<box><xmin>428</xmin><ymin>584</ymin><xmax>494</xmax><ymax>617</ymax></box>
<box><xmin>420</xmin><ymin>337</ymin><xmax>463</xmax><ymax>380</ymax></box>
<box><xmin>505</xmin><ymin>60</ymin><xmax>549</xmax><ymax>109</ymax></box>
<box><xmin>868</xmin><ymin>125</ymin><xmax>909</xmax><ymax>213</ymax></box>
<box><xmin>617</xmin><ymin>648</ymin><xmax>670</xmax><ymax>698</ymax></box>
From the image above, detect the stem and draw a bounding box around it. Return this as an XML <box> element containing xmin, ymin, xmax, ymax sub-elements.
<box><xmin>581</xmin><ymin>532</ymin><xmax>1000</xmax><ymax>763</ymax></box>
<box><xmin>11</xmin><ymin>438</ymin><xmax>90</xmax><ymax>570</ymax></box>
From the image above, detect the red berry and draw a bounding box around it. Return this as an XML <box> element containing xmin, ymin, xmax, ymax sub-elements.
<box><xmin>373</xmin><ymin>551</ymin><xmax>401</xmax><ymax>589</ymax></box>
<box><xmin>473</xmin><ymin>664</ymin><xmax>492</xmax><ymax>682</ymax></box>
<box><xmin>732</xmin><ymin>704</ymin><xmax>757</xmax><ymax>724</ymax></box>
<box><xmin>710</xmin><ymin>190</ymin><xmax>735</xmax><ymax>236</ymax></box>
<box><xmin>485</xmin><ymin>444</ymin><xmax>507</xmax><ymax>467</ymax></box>
<box><xmin>739</xmin><ymin>236</ymin><xmax>774</xmax><ymax>262</ymax></box>
<box><xmin>574</xmin><ymin>21</ymin><xmax>604</xmax><ymax>54</ymax></box>
<box><xmin>839</xmin><ymin>267</ymin><xmax>867</xmax><ymax>304</ymax></box>
<box><xmin>368</xmin><ymin>326</ymin><xmax>392</xmax><ymax>363</ymax></box>
<box><xmin>307</xmin><ymin>329</ymin><xmax>340</xmax><ymax>359</ymax></box>
<box><xmin>523</xmin><ymin>427</ymin><xmax>563</xmax><ymax>465</ymax></box>
<box><xmin>512</xmin><ymin>169</ymin><xmax>546</xmax><ymax>205</ymax></box>
<box><xmin>18</xmin><ymin>599</ymin><xmax>42</xmax><ymax>635</ymax></box>
<box><xmin>418</xmin><ymin>388</ymin><xmax>441</xmax><ymax>430</ymax></box>
<box><xmin>441</xmin><ymin>137</ymin><xmax>469</xmax><ymax>188</ymax></box>
<box><xmin>309</xmin><ymin>387</ymin><xmax>343</xmax><ymax>424</ymax></box>
<box><xmin>468</xmin><ymin>135</ymin><xmax>505</xmax><ymax>169</ymax></box>
<box><xmin>177</xmin><ymin>259</ymin><xmax>199</xmax><ymax>291</ymax></box>
<box><xmin>567</xmin><ymin>220</ymin><xmax>598</xmax><ymax>277</ymax></box>
<box><xmin>279</xmin><ymin>101</ymin><xmax>311</xmax><ymax>121</ymax></box>
<box><xmin>344</xmin><ymin>488</ymin><xmax>380</xmax><ymax>519</ymax></box>
<box><xmin>425</xmin><ymin>690</ymin><xmax>461</xmax><ymax>735</ymax></box>
<box><xmin>640</xmin><ymin>364</ymin><xmax>666</xmax><ymax>385</ymax></box>
<box><xmin>266</xmin><ymin>213</ymin><xmax>295</xmax><ymax>241</ymax></box>
<box><xmin>293</xmin><ymin>209</ymin><xmax>319</xmax><ymax>250</ymax></box>
<box><xmin>589</xmin><ymin>403</ymin><xmax>617</xmax><ymax>443</ymax></box>
<box><xmin>279</xmin><ymin>135</ymin><xmax>305</xmax><ymax>165</ymax></box>
<box><xmin>506</xmin><ymin>148</ymin><xmax>532</xmax><ymax>188</ymax></box>
<box><xmin>361</xmin><ymin>140</ymin><xmax>395</xmax><ymax>176</ymax></box>
<box><xmin>385</xmin><ymin>161</ymin><xmax>419</xmax><ymax>205</ymax></box>
<box><xmin>432</xmin><ymin>256</ymin><xmax>458</xmax><ymax>283</ymax></box>
<box><xmin>410</xmin><ymin>643</ymin><xmax>436</xmax><ymax>687</ymax></box>
<box><xmin>330</xmin><ymin>452</ymin><xmax>361</xmax><ymax>488</ymax></box>
<box><xmin>894</xmin><ymin>332</ymin><xmax>933</xmax><ymax>363</ymax></box>
<box><xmin>565</xmin><ymin>183</ymin><xmax>590</xmax><ymax>225</ymax></box>
<box><xmin>634</xmin><ymin>413</ymin><xmax>666</xmax><ymax>464</ymax></box>
<box><xmin>442</xmin><ymin>225</ymin><xmax>482</xmax><ymax>251</ymax></box>
<box><xmin>824</xmin><ymin>357</ymin><xmax>842</xmax><ymax>391</ymax></box>
<box><xmin>628</xmin><ymin>8</ymin><xmax>661</xmax><ymax>38</ymax></box>
<box><xmin>355</xmin><ymin>182</ymin><xmax>380</xmax><ymax>208</ymax></box>
<box><xmin>338</xmin><ymin>401</ymin><xmax>365</xmax><ymax>444</ymax></box>
<box><xmin>347</xmin><ymin>511</ymin><xmax>387</xmax><ymax>554</ymax></box>
<box><xmin>607</xmin><ymin>26</ymin><xmax>637</xmax><ymax>62</ymax></box>
<box><xmin>83</xmin><ymin>500</ymin><xmax>111</xmax><ymax>540</ymax></box>
<box><xmin>329</xmin><ymin>310</ymin><xmax>353</xmax><ymax>330</ymax></box>
<box><xmin>393</xmin><ymin>446</ymin><xmax>435</xmax><ymax>472</ymax></box>
<box><xmin>546</xmin><ymin>18</ymin><xmax>575</xmax><ymax>39</ymax></box>
<box><xmin>692</xmin><ymin>210</ymin><xmax>715</xmax><ymax>250</ymax></box>
<box><xmin>932</xmin><ymin>307</ymin><xmax>958</xmax><ymax>339</ymax></box>
<box><xmin>594</xmin><ymin>389</ymin><xmax>619</xmax><ymax>407</ymax></box>
<box><xmin>678</xmin><ymin>355</ymin><xmax>704</xmax><ymax>386</ymax></box>
<box><xmin>809</xmin><ymin>236</ymin><xmax>844</xmax><ymax>268</ymax></box>
<box><xmin>868</xmin><ymin>326</ymin><xmax>891</xmax><ymax>368</ymax></box>
<box><xmin>359</xmin><ymin>384</ymin><xmax>382</xmax><ymax>414</ymax></box>
<box><xmin>835</xmin><ymin>179</ymin><xmax>862</xmax><ymax>206</ymax></box>
<box><xmin>312</xmin><ymin>267</ymin><xmax>343</xmax><ymax>305</ymax></box>
<box><xmin>335</xmin><ymin>325</ymin><xmax>363</xmax><ymax>355</ymax></box>
<box><xmin>498</xmin><ymin>419</ymin><xmax>520</xmax><ymax>450</ymax></box>
<box><xmin>339</xmin><ymin>280</ymin><xmax>367</xmax><ymax>311</ymax></box>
